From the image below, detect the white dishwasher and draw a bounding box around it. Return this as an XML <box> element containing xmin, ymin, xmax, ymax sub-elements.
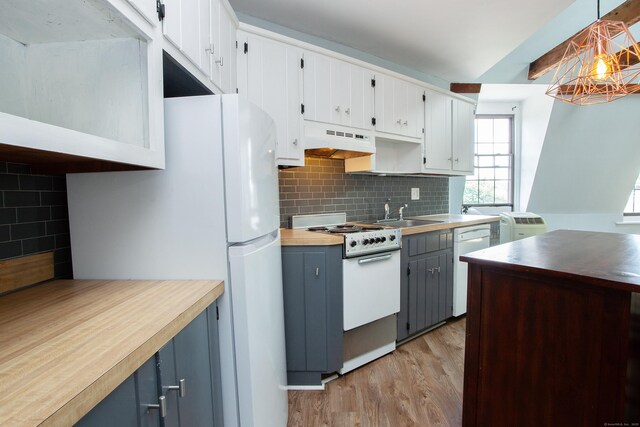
<box><xmin>453</xmin><ymin>224</ymin><xmax>491</xmax><ymax>316</ymax></box>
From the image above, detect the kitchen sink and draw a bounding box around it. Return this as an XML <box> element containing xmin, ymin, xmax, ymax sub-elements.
<box><xmin>364</xmin><ymin>218</ymin><xmax>445</xmax><ymax>227</ymax></box>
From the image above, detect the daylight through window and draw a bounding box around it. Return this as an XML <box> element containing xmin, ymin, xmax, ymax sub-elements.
<box><xmin>463</xmin><ymin>116</ymin><xmax>514</xmax><ymax>207</ymax></box>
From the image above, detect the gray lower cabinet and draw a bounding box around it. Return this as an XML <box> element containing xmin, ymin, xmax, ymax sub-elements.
<box><xmin>397</xmin><ymin>230</ymin><xmax>454</xmax><ymax>342</ymax></box>
<box><xmin>282</xmin><ymin>245</ymin><xmax>343</xmax><ymax>386</ymax></box>
<box><xmin>76</xmin><ymin>304</ymin><xmax>222</xmax><ymax>427</ymax></box>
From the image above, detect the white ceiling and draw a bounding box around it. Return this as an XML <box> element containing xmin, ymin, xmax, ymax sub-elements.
<box><xmin>229</xmin><ymin>0</ymin><xmax>575</xmax><ymax>82</ymax></box>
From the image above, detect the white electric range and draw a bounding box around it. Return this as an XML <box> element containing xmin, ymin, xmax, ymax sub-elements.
<box><xmin>292</xmin><ymin>213</ymin><xmax>401</xmax><ymax>373</ymax></box>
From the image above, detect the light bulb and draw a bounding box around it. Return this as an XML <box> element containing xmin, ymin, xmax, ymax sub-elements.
<box><xmin>593</xmin><ymin>53</ymin><xmax>611</xmax><ymax>81</ymax></box>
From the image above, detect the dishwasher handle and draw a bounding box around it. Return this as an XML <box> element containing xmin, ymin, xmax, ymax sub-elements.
<box><xmin>456</xmin><ymin>228</ymin><xmax>490</xmax><ymax>241</ymax></box>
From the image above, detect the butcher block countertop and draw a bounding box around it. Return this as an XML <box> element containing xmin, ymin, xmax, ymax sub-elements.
<box><xmin>401</xmin><ymin>214</ymin><xmax>499</xmax><ymax>236</ymax></box>
<box><xmin>280</xmin><ymin>214</ymin><xmax>498</xmax><ymax>245</ymax></box>
<box><xmin>0</xmin><ymin>279</ymin><xmax>224</xmax><ymax>427</ymax></box>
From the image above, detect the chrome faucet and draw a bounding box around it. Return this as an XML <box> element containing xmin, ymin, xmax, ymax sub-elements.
<box><xmin>399</xmin><ymin>204</ymin><xmax>408</xmax><ymax>220</ymax></box>
<box><xmin>384</xmin><ymin>198</ymin><xmax>391</xmax><ymax>220</ymax></box>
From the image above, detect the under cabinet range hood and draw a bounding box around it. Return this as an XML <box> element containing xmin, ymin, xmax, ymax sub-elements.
<box><xmin>303</xmin><ymin>121</ymin><xmax>375</xmax><ymax>159</ymax></box>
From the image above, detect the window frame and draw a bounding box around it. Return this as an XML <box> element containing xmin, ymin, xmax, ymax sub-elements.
<box><xmin>463</xmin><ymin>114</ymin><xmax>515</xmax><ymax>209</ymax></box>
<box><xmin>624</xmin><ymin>174</ymin><xmax>640</xmax><ymax>216</ymax></box>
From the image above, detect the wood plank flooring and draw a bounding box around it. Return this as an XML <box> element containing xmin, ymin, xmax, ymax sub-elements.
<box><xmin>288</xmin><ymin>317</ymin><xmax>466</xmax><ymax>427</ymax></box>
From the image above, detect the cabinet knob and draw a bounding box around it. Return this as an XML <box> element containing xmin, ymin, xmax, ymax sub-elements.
<box><xmin>448</xmin><ymin>157</ymin><xmax>452</xmax><ymax>162</ymax></box>
<box><xmin>216</xmin><ymin>57</ymin><xmax>224</xmax><ymax>66</ymax></box>
<box><xmin>292</xmin><ymin>138</ymin><xmax>298</xmax><ymax>146</ymax></box>
<box><xmin>436</xmin><ymin>266</ymin><xmax>441</xmax><ymax>273</ymax></box>
<box><xmin>427</xmin><ymin>268</ymin><xmax>435</xmax><ymax>274</ymax></box>
<box><xmin>315</xmin><ymin>267</ymin><xmax>319</xmax><ymax>277</ymax></box>
<box><xmin>335</xmin><ymin>106</ymin><xmax>341</xmax><ymax>113</ymax></box>
<box><xmin>345</xmin><ymin>107</ymin><xmax>350</xmax><ymax>114</ymax></box>
<box><xmin>205</xmin><ymin>44</ymin><xmax>214</xmax><ymax>55</ymax></box>
<box><xmin>147</xmin><ymin>395</ymin><xmax>167</xmax><ymax>418</ymax></box>
<box><xmin>166</xmin><ymin>378</ymin><xmax>186</xmax><ymax>398</ymax></box>
<box><xmin>396</xmin><ymin>119</ymin><xmax>402</xmax><ymax>124</ymax></box>
<box><xmin>455</xmin><ymin>158</ymin><xmax>459</xmax><ymax>162</ymax></box>
<box><xmin>403</xmin><ymin>120</ymin><xmax>408</xmax><ymax>125</ymax></box>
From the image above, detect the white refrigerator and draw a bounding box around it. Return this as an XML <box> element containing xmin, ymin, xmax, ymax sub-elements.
<box><xmin>67</xmin><ymin>95</ymin><xmax>288</xmax><ymax>427</ymax></box>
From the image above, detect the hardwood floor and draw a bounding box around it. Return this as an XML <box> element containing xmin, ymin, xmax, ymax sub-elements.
<box><xmin>288</xmin><ymin>317</ymin><xmax>466</xmax><ymax>427</ymax></box>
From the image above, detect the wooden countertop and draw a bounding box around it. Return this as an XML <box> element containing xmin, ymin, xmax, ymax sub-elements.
<box><xmin>281</xmin><ymin>214</ymin><xmax>498</xmax><ymax>245</ymax></box>
<box><xmin>400</xmin><ymin>214</ymin><xmax>499</xmax><ymax>236</ymax></box>
<box><xmin>0</xmin><ymin>279</ymin><xmax>224</xmax><ymax>426</ymax></box>
<box><xmin>461</xmin><ymin>229</ymin><xmax>640</xmax><ymax>294</ymax></box>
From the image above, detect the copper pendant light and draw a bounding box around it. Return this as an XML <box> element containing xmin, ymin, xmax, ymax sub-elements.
<box><xmin>546</xmin><ymin>0</ymin><xmax>640</xmax><ymax>105</ymax></box>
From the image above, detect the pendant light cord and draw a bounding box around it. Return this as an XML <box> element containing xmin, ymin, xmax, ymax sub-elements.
<box><xmin>597</xmin><ymin>0</ymin><xmax>600</xmax><ymax>20</ymax></box>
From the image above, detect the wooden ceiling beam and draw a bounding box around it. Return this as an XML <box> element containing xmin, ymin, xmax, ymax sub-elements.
<box><xmin>528</xmin><ymin>0</ymin><xmax>640</xmax><ymax>80</ymax></box>
<box><xmin>450</xmin><ymin>83</ymin><xmax>482</xmax><ymax>94</ymax></box>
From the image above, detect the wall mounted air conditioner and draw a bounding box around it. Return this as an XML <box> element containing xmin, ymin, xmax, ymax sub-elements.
<box><xmin>500</xmin><ymin>212</ymin><xmax>547</xmax><ymax>244</ymax></box>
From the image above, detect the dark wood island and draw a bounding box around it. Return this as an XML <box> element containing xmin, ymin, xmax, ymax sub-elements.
<box><xmin>461</xmin><ymin>229</ymin><xmax>639</xmax><ymax>427</ymax></box>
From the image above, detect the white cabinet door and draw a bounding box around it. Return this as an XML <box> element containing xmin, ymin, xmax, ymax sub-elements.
<box><xmin>374</xmin><ymin>74</ymin><xmax>424</xmax><ymax>139</ymax></box>
<box><xmin>303</xmin><ymin>52</ymin><xmax>332</xmax><ymax>125</ymax></box>
<box><xmin>304</xmin><ymin>53</ymin><xmax>373</xmax><ymax>130</ymax></box>
<box><xmin>373</xmin><ymin>73</ymin><xmax>395</xmax><ymax>134</ymax></box>
<box><xmin>180</xmin><ymin>0</ymin><xmax>200</xmax><ymax>67</ymax></box>
<box><xmin>452</xmin><ymin>99</ymin><xmax>475</xmax><ymax>174</ymax></box>
<box><xmin>407</xmin><ymin>83</ymin><xmax>424</xmax><ymax>138</ymax></box>
<box><xmin>162</xmin><ymin>0</ymin><xmax>182</xmax><ymax>49</ymax></box>
<box><xmin>423</xmin><ymin>90</ymin><xmax>453</xmax><ymax>172</ymax></box>
<box><xmin>217</xmin><ymin>3</ymin><xmax>236</xmax><ymax>93</ymax></box>
<box><xmin>239</xmin><ymin>32</ymin><xmax>303</xmax><ymax>166</ymax></box>
<box><xmin>348</xmin><ymin>65</ymin><xmax>374</xmax><ymax>130</ymax></box>
<box><xmin>198</xmin><ymin>0</ymin><xmax>212</xmax><ymax>78</ymax></box>
<box><xmin>126</xmin><ymin>0</ymin><xmax>158</xmax><ymax>24</ymax></box>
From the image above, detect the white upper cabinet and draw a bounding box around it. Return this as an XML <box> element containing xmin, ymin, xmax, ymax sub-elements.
<box><xmin>126</xmin><ymin>0</ymin><xmax>159</xmax><ymax>25</ymax></box>
<box><xmin>452</xmin><ymin>98</ymin><xmax>475</xmax><ymax>174</ymax></box>
<box><xmin>423</xmin><ymin>90</ymin><xmax>475</xmax><ymax>176</ymax></box>
<box><xmin>215</xmin><ymin>2</ymin><xmax>237</xmax><ymax>94</ymax></box>
<box><xmin>374</xmin><ymin>74</ymin><xmax>424</xmax><ymax>140</ymax></box>
<box><xmin>303</xmin><ymin>52</ymin><xmax>374</xmax><ymax>130</ymax></box>
<box><xmin>161</xmin><ymin>0</ymin><xmax>237</xmax><ymax>94</ymax></box>
<box><xmin>0</xmin><ymin>0</ymin><xmax>165</xmax><ymax>171</ymax></box>
<box><xmin>237</xmin><ymin>31</ymin><xmax>303</xmax><ymax>166</ymax></box>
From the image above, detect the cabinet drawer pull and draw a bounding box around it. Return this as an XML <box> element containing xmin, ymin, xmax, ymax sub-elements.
<box><xmin>403</xmin><ymin>120</ymin><xmax>408</xmax><ymax>125</ymax></box>
<box><xmin>216</xmin><ymin>56</ymin><xmax>224</xmax><ymax>66</ymax></box>
<box><xmin>292</xmin><ymin>138</ymin><xmax>298</xmax><ymax>146</ymax></box>
<box><xmin>147</xmin><ymin>395</ymin><xmax>167</xmax><ymax>418</ymax></box>
<box><xmin>436</xmin><ymin>266</ymin><xmax>441</xmax><ymax>273</ymax></box>
<box><xmin>427</xmin><ymin>267</ymin><xmax>435</xmax><ymax>274</ymax></box>
<box><xmin>335</xmin><ymin>106</ymin><xmax>341</xmax><ymax>113</ymax></box>
<box><xmin>166</xmin><ymin>378</ymin><xmax>186</xmax><ymax>398</ymax></box>
<box><xmin>396</xmin><ymin>119</ymin><xmax>402</xmax><ymax>125</ymax></box>
<box><xmin>315</xmin><ymin>267</ymin><xmax>319</xmax><ymax>277</ymax></box>
<box><xmin>345</xmin><ymin>107</ymin><xmax>350</xmax><ymax>114</ymax></box>
<box><xmin>205</xmin><ymin>44</ymin><xmax>214</xmax><ymax>55</ymax></box>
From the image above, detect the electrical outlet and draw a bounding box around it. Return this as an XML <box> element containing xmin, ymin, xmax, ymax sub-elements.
<box><xmin>411</xmin><ymin>188</ymin><xmax>420</xmax><ymax>200</ymax></box>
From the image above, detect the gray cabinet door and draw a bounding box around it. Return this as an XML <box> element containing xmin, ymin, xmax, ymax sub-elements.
<box><xmin>159</xmin><ymin>309</ymin><xmax>217</xmax><ymax>427</ymax></box>
<box><xmin>75</xmin><ymin>356</ymin><xmax>160</xmax><ymax>427</ymax></box>
<box><xmin>282</xmin><ymin>245</ymin><xmax>343</xmax><ymax>385</ymax></box>
<box><xmin>75</xmin><ymin>375</ymin><xmax>138</xmax><ymax>427</ymax></box>
<box><xmin>399</xmin><ymin>230</ymin><xmax>454</xmax><ymax>341</ymax></box>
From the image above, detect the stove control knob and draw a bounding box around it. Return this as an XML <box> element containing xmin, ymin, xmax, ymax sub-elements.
<box><xmin>362</xmin><ymin>239</ymin><xmax>369</xmax><ymax>245</ymax></box>
<box><xmin>350</xmin><ymin>240</ymin><xmax>357</xmax><ymax>247</ymax></box>
<box><xmin>375</xmin><ymin>237</ymin><xmax>382</xmax><ymax>243</ymax></box>
<box><xmin>381</xmin><ymin>237</ymin><xmax>386</xmax><ymax>242</ymax></box>
<box><xmin>389</xmin><ymin>235</ymin><xmax>396</xmax><ymax>241</ymax></box>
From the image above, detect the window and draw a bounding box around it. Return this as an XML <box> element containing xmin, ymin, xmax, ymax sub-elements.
<box><xmin>624</xmin><ymin>174</ymin><xmax>640</xmax><ymax>215</ymax></box>
<box><xmin>463</xmin><ymin>115</ymin><xmax>514</xmax><ymax>207</ymax></box>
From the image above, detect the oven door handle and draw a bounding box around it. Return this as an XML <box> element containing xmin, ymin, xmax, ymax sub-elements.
<box><xmin>357</xmin><ymin>254</ymin><xmax>393</xmax><ymax>265</ymax></box>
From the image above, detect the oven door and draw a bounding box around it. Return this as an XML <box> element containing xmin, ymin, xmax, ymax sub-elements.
<box><xmin>343</xmin><ymin>250</ymin><xmax>401</xmax><ymax>331</ymax></box>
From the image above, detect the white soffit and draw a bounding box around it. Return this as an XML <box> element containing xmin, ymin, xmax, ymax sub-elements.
<box><xmin>229</xmin><ymin>0</ymin><xmax>575</xmax><ymax>82</ymax></box>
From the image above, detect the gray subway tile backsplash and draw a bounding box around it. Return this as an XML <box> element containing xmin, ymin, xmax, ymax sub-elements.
<box><xmin>0</xmin><ymin>162</ymin><xmax>72</xmax><ymax>279</ymax></box>
<box><xmin>278</xmin><ymin>157</ymin><xmax>449</xmax><ymax>228</ymax></box>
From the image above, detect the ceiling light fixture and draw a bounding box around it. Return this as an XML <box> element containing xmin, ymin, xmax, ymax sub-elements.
<box><xmin>546</xmin><ymin>0</ymin><xmax>640</xmax><ymax>105</ymax></box>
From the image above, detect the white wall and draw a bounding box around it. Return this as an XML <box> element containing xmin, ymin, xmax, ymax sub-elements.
<box><xmin>519</xmin><ymin>92</ymin><xmax>554</xmax><ymax>210</ymax></box>
<box><xmin>527</xmin><ymin>95</ymin><xmax>640</xmax><ymax>234</ymax></box>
